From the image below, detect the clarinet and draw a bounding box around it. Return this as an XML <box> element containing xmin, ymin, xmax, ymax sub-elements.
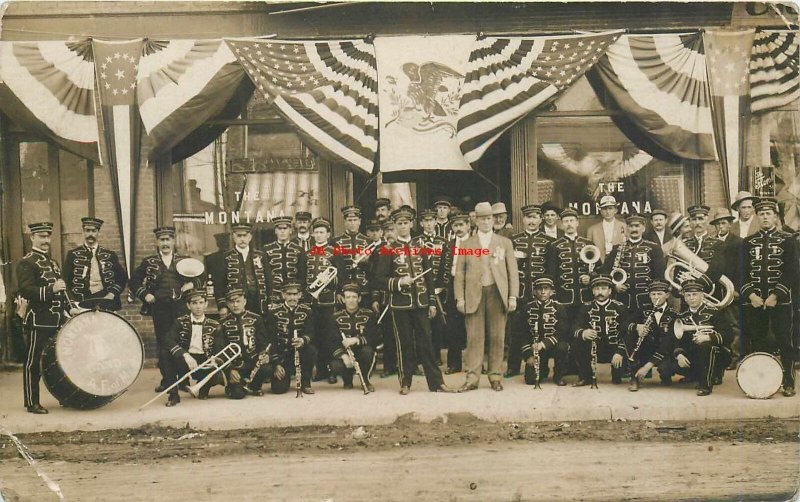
<box><xmin>293</xmin><ymin>330</ymin><xmax>303</xmax><ymax>398</ymax></box>
<box><xmin>589</xmin><ymin>318</ymin><xmax>599</xmax><ymax>389</ymax></box>
<box><xmin>341</xmin><ymin>332</ymin><xmax>371</xmax><ymax>394</ymax></box>
<box><xmin>532</xmin><ymin>322</ymin><xmax>541</xmax><ymax>390</ymax></box>
<box><xmin>628</xmin><ymin>308</ymin><xmax>656</xmax><ymax>363</ymax></box>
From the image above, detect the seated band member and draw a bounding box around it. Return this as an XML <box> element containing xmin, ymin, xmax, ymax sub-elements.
<box><xmin>625</xmin><ymin>280</ymin><xmax>677</xmax><ymax>392</ymax></box>
<box><xmin>572</xmin><ymin>274</ymin><xmax>630</xmax><ymax>386</ymax></box>
<box><xmin>328</xmin><ymin>283</ymin><xmax>378</xmax><ymax>392</ymax></box>
<box><xmin>264</xmin><ymin>282</ymin><xmax>317</xmax><ymax>395</ymax></box>
<box><xmin>514</xmin><ymin>276</ymin><xmax>570</xmax><ymax>386</ymax></box>
<box><xmin>215</xmin><ymin>289</ymin><xmax>272</xmax><ymax>399</ymax></box>
<box><xmin>658</xmin><ymin>279</ymin><xmax>733</xmax><ymax>396</ymax></box>
<box><xmin>164</xmin><ymin>289</ymin><xmax>222</xmax><ymax>406</ymax></box>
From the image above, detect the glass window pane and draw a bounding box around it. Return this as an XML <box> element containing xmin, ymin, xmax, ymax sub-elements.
<box><xmin>59</xmin><ymin>150</ymin><xmax>89</xmax><ymax>251</ymax></box>
<box><xmin>19</xmin><ymin>142</ymin><xmax>51</xmax><ymax>232</ymax></box>
<box><xmin>766</xmin><ymin>109</ymin><xmax>800</xmax><ymax>229</ymax></box>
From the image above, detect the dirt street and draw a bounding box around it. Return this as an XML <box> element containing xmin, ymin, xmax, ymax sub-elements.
<box><xmin>1</xmin><ymin>416</ymin><xmax>798</xmax><ymax>501</ymax></box>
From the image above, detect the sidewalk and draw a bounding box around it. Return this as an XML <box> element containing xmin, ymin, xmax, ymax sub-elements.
<box><xmin>1</xmin><ymin>367</ymin><xmax>798</xmax><ymax>434</ymax></box>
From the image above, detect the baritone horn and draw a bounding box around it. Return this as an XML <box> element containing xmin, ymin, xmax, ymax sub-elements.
<box><xmin>664</xmin><ymin>240</ymin><xmax>734</xmax><ymax>309</ymax></box>
<box><xmin>610</xmin><ymin>268</ymin><xmax>628</xmax><ymax>286</ymax></box>
<box><xmin>579</xmin><ymin>244</ymin><xmax>601</xmax><ymax>273</ymax></box>
<box><xmin>187</xmin><ymin>343</ymin><xmax>243</xmax><ymax>398</ymax></box>
<box><xmin>673</xmin><ymin>319</ymin><xmax>714</xmax><ymax>340</ymax></box>
<box><xmin>310</xmin><ymin>266</ymin><xmax>338</xmax><ymax>299</ymax></box>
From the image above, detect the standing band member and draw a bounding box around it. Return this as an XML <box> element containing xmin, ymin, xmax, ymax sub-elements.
<box><xmin>709</xmin><ymin>208</ymin><xmax>743</xmax><ymax>369</ymax></box>
<box><xmin>434</xmin><ymin>198</ymin><xmax>454</xmax><ymax>240</ymax></box>
<box><xmin>552</xmin><ymin>207</ymin><xmax>598</xmax><ymax>315</ymax></box>
<box><xmin>216</xmin><ymin>222</ymin><xmax>272</xmax><ymax>317</ymax></box>
<box><xmin>741</xmin><ymin>198</ymin><xmax>798</xmax><ymax>396</ymax></box>
<box><xmin>18</xmin><ymin>222</ymin><xmax>69</xmax><ymax>414</ymax></box>
<box><xmin>367</xmin><ymin>220</ymin><xmax>397</xmax><ymax>377</ymax></box>
<box><xmin>414</xmin><ymin>209</ymin><xmax>448</xmax><ymax>363</ymax></box>
<box><xmin>130</xmin><ymin>227</ymin><xmax>201</xmax><ymax>393</ymax></box>
<box><xmin>334</xmin><ymin>205</ymin><xmax>370</xmax><ymax>302</ymax></box>
<box><xmin>264</xmin><ymin>282</ymin><xmax>317</xmax><ymax>395</ymax></box>
<box><xmin>164</xmin><ymin>289</ymin><xmax>221</xmax><ymax>406</ymax></box>
<box><xmin>438</xmin><ymin>212</ymin><xmax>470</xmax><ymax>374</ymax></box>
<box><xmin>63</xmin><ymin>217</ymin><xmax>127</xmax><ymax>311</ymax></box>
<box><xmin>328</xmin><ymin>283</ymin><xmax>377</xmax><ymax>392</ymax></box>
<box><xmin>374</xmin><ymin>198</ymin><xmax>392</xmax><ymax>224</ymax></box>
<box><xmin>626</xmin><ymin>280</ymin><xmax>676</xmax><ymax>391</ymax></box>
<box><xmin>374</xmin><ymin>206</ymin><xmax>454</xmax><ymax>395</ymax></box>
<box><xmin>264</xmin><ymin>215</ymin><xmax>305</xmax><ymax>305</ymax></box>
<box><xmin>455</xmin><ymin>202</ymin><xmax>519</xmax><ymax>392</ymax></box>
<box><xmin>292</xmin><ymin>211</ymin><xmax>314</xmax><ymax>253</ymax></box>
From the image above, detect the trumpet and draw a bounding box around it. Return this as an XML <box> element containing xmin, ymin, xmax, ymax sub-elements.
<box><xmin>673</xmin><ymin>319</ymin><xmax>714</xmax><ymax>340</ymax></box>
<box><xmin>351</xmin><ymin>240</ymin><xmax>381</xmax><ymax>269</ymax></box>
<box><xmin>309</xmin><ymin>266</ymin><xmax>338</xmax><ymax>299</ymax></box>
<box><xmin>664</xmin><ymin>240</ymin><xmax>734</xmax><ymax>309</ymax></box>
<box><xmin>579</xmin><ymin>244</ymin><xmax>601</xmax><ymax>273</ymax></box>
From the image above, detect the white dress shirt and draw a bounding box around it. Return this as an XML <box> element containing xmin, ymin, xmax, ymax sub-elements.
<box><xmin>477</xmin><ymin>230</ymin><xmax>493</xmax><ymax>249</ymax></box>
<box><xmin>602</xmin><ymin>219</ymin><xmax>616</xmax><ymax>252</ymax></box>
<box><xmin>236</xmin><ymin>245</ymin><xmax>250</xmax><ymax>262</ymax></box>
<box><xmin>738</xmin><ymin>218</ymin><xmax>753</xmax><ymax>238</ymax></box>
<box><xmin>189</xmin><ymin>315</ymin><xmax>206</xmax><ymax>355</ymax></box>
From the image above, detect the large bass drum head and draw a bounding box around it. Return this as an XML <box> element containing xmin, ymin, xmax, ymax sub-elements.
<box><xmin>736</xmin><ymin>352</ymin><xmax>783</xmax><ymax>399</ymax></box>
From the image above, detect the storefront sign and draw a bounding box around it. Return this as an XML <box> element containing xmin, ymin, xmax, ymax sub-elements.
<box><xmin>229</xmin><ymin>157</ymin><xmax>318</xmax><ymax>173</ymax></box>
<box><xmin>751</xmin><ymin>165</ymin><xmax>776</xmax><ymax>197</ymax></box>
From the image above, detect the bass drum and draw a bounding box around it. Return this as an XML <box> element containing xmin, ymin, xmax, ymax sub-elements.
<box><xmin>736</xmin><ymin>352</ymin><xmax>783</xmax><ymax>399</ymax></box>
<box><xmin>42</xmin><ymin>310</ymin><xmax>144</xmax><ymax>409</ymax></box>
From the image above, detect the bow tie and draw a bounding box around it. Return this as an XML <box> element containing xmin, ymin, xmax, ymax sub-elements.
<box><xmin>192</xmin><ymin>321</ymin><xmax>204</xmax><ymax>326</ymax></box>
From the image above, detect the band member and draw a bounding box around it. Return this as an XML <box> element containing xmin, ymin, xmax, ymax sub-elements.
<box><xmin>454</xmin><ymin>202</ymin><xmax>519</xmax><ymax>392</ymax></box>
<box><xmin>334</xmin><ymin>205</ymin><xmax>370</xmax><ymax>298</ymax></box>
<box><xmin>434</xmin><ymin>198</ymin><xmax>453</xmax><ymax>240</ymax></box>
<box><xmin>491</xmin><ymin>202</ymin><xmax>515</xmax><ymax>239</ymax></box>
<box><xmin>573</xmin><ymin>274</ymin><xmax>630</xmax><ymax>386</ymax></box>
<box><xmin>541</xmin><ymin>202</ymin><xmax>564</xmax><ymax>239</ymax></box>
<box><xmin>586</xmin><ymin>195</ymin><xmax>626</xmax><ymax>260</ymax></box>
<box><xmin>292</xmin><ymin>211</ymin><xmax>313</xmax><ymax>253</ymax></box>
<box><xmin>741</xmin><ymin>198</ymin><xmax>798</xmax><ymax>396</ymax></box>
<box><xmin>414</xmin><ymin>209</ymin><xmax>448</xmax><ymax>362</ymax></box>
<box><xmin>215</xmin><ymin>222</ymin><xmax>272</xmax><ymax>317</ymax></box>
<box><xmin>367</xmin><ymin>220</ymin><xmax>396</xmax><ymax>377</ymax></box>
<box><xmin>626</xmin><ymin>280</ymin><xmax>676</xmax><ymax>391</ymax></box>
<box><xmin>438</xmin><ymin>212</ymin><xmax>470</xmax><ymax>373</ymax></box>
<box><xmin>18</xmin><ymin>222</ymin><xmax>69</xmax><ymax>413</ymax></box>
<box><xmin>306</xmin><ymin>217</ymin><xmax>343</xmax><ymax>383</ymax></box>
<box><xmin>731</xmin><ymin>191</ymin><xmax>760</xmax><ymax>239</ymax></box>
<box><xmin>684</xmin><ymin>205</ymin><xmax>722</xmax><ymax>264</ymax></box>
<box><xmin>664</xmin><ymin>213</ymin><xmax>691</xmax><ymax>313</ymax></box>
<box><xmin>264</xmin><ymin>215</ymin><xmax>305</xmax><ymax>305</ymax></box>
<box><xmin>552</xmin><ymin>207</ymin><xmax>598</xmax><ymax>314</ymax></box>
<box><xmin>505</xmin><ymin>204</ymin><xmax>557</xmax><ymax>377</ymax></box>
<box><xmin>328</xmin><ymin>284</ymin><xmax>378</xmax><ymax>391</ymax></box>
<box><xmin>709</xmin><ymin>208</ymin><xmax>743</xmax><ymax>369</ymax></box>
<box><xmin>373</xmin><ymin>206</ymin><xmax>454</xmax><ymax>394</ymax></box>
<box><xmin>63</xmin><ymin>217</ymin><xmax>127</xmax><ymax>311</ymax></box>
<box><xmin>204</xmin><ymin>232</ymin><xmax>229</xmax><ymax>308</ymax></box>
<box><xmin>643</xmin><ymin>209</ymin><xmax>672</xmax><ymax>247</ymax></box>
<box><xmin>601</xmin><ymin>214</ymin><xmax>666</xmax><ymax>311</ymax></box>
<box><xmin>264</xmin><ymin>282</ymin><xmax>317</xmax><ymax>395</ymax></box>
<box><xmin>514</xmin><ymin>276</ymin><xmax>570</xmax><ymax>386</ymax></box>
<box><xmin>130</xmin><ymin>227</ymin><xmax>202</xmax><ymax>393</ymax></box>
<box><xmin>374</xmin><ymin>197</ymin><xmax>392</xmax><ymax>224</ymax></box>
<box><xmin>164</xmin><ymin>289</ymin><xmax>221</xmax><ymax>405</ymax></box>
<box><xmin>382</xmin><ymin>219</ymin><xmax>397</xmax><ymax>244</ymax></box>
<box><xmin>659</xmin><ymin>279</ymin><xmax>733</xmax><ymax>396</ymax></box>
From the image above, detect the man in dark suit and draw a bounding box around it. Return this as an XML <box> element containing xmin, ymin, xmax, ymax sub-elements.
<box><xmin>204</xmin><ymin>232</ymin><xmax>229</xmax><ymax>311</ymax></box>
<box><xmin>708</xmin><ymin>208</ymin><xmax>743</xmax><ymax>369</ymax></box>
<box><xmin>541</xmin><ymin>202</ymin><xmax>565</xmax><ymax>240</ymax></box>
<box><xmin>643</xmin><ymin>209</ymin><xmax>672</xmax><ymax>247</ymax></box>
<box><xmin>63</xmin><ymin>217</ymin><xmax>127</xmax><ymax>311</ymax></box>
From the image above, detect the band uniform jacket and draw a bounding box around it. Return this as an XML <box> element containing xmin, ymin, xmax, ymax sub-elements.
<box><xmin>665</xmin><ymin>305</ymin><xmax>733</xmax><ymax>359</ymax></box>
<box><xmin>130</xmin><ymin>254</ymin><xmax>205</xmax><ymax>307</ymax></box>
<box><xmin>741</xmin><ymin>227</ymin><xmax>799</xmax><ymax>306</ymax></box>
<box><xmin>514</xmin><ymin>298</ymin><xmax>568</xmax><ymax>360</ymax></box>
<box><xmin>368</xmin><ymin>238</ymin><xmax>390</xmax><ymax>306</ymax></box>
<box><xmin>435</xmin><ymin>220</ymin><xmax>453</xmax><ymax>241</ymax></box>
<box><xmin>586</xmin><ymin>218</ymin><xmax>626</xmax><ymax>260</ymax></box>
<box><xmin>552</xmin><ymin>234</ymin><xmax>598</xmax><ymax>305</ymax></box>
<box><xmin>573</xmin><ymin>299</ymin><xmax>630</xmax><ymax>357</ymax></box>
<box><xmin>510</xmin><ymin>230</ymin><xmax>557</xmax><ymax>302</ymax></box>
<box><xmin>374</xmin><ymin>239</ymin><xmax>438</xmax><ymax>310</ymax></box>
<box><xmin>17</xmin><ymin>249</ymin><xmax>67</xmax><ymax>328</ymax></box>
<box><xmin>333</xmin><ymin>231</ymin><xmax>370</xmax><ymax>291</ymax></box>
<box><xmin>214</xmin><ymin>310</ymin><xmax>271</xmax><ymax>369</ymax></box>
<box><xmin>305</xmin><ymin>243</ymin><xmax>344</xmax><ymax>307</ymax></box>
<box><xmin>453</xmin><ymin>233</ymin><xmax>520</xmax><ymax>314</ymax></box>
<box><xmin>707</xmin><ymin>232</ymin><xmax>744</xmax><ymax>292</ymax></box>
<box><xmin>601</xmin><ymin>239</ymin><xmax>666</xmax><ymax>310</ymax></box>
<box><xmin>328</xmin><ymin>307</ymin><xmax>379</xmax><ymax>359</ymax></box>
<box><xmin>263</xmin><ymin>240</ymin><xmax>306</xmax><ymax>296</ymax></box>
<box><xmin>264</xmin><ymin>302</ymin><xmax>316</xmax><ymax>367</ymax></box>
<box><xmin>683</xmin><ymin>233</ymin><xmax>722</xmax><ymax>265</ymax></box>
<box><xmin>412</xmin><ymin>232</ymin><xmax>447</xmax><ymax>292</ymax></box>
<box><xmin>63</xmin><ymin>244</ymin><xmax>127</xmax><ymax>310</ymax></box>
<box><xmin>166</xmin><ymin>314</ymin><xmax>220</xmax><ymax>359</ymax></box>
<box><xmin>291</xmin><ymin>234</ymin><xmax>313</xmax><ymax>253</ymax></box>
<box><xmin>437</xmin><ymin>236</ymin><xmax>464</xmax><ymax>301</ymax></box>
<box><xmin>216</xmin><ymin>248</ymin><xmax>272</xmax><ymax>312</ymax></box>
<box><xmin>624</xmin><ymin>303</ymin><xmax>677</xmax><ymax>367</ymax></box>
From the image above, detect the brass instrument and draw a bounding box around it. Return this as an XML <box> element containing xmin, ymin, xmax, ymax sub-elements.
<box><xmin>351</xmin><ymin>240</ymin><xmax>381</xmax><ymax>269</ymax></box>
<box><xmin>589</xmin><ymin>319</ymin><xmax>599</xmax><ymax>389</ymax></box>
<box><xmin>532</xmin><ymin>322</ymin><xmax>541</xmax><ymax>390</ymax></box>
<box><xmin>610</xmin><ymin>242</ymin><xmax>628</xmax><ymax>287</ymax></box>
<box><xmin>673</xmin><ymin>319</ymin><xmax>714</xmax><ymax>340</ymax></box>
<box><xmin>340</xmin><ymin>332</ymin><xmax>371</xmax><ymax>394</ymax></box>
<box><xmin>293</xmin><ymin>330</ymin><xmax>303</xmax><ymax>398</ymax></box>
<box><xmin>579</xmin><ymin>244</ymin><xmax>601</xmax><ymax>273</ymax></box>
<box><xmin>139</xmin><ymin>343</ymin><xmax>241</xmax><ymax>409</ymax></box>
<box><xmin>664</xmin><ymin>240</ymin><xmax>734</xmax><ymax>309</ymax></box>
<box><xmin>309</xmin><ymin>266</ymin><xmax>338</xmax><ymax>300</ymax></box>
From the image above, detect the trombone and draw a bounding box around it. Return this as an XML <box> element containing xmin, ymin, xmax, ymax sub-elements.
<box><xmin>139</xmin><ymin>343</ymin><xmax>241</xmax><ymax>410</ymax></box>
<box><xmin>309</xmin><ymin>266</ymin><xmax>338</xmax><ymax>299</ymax></box>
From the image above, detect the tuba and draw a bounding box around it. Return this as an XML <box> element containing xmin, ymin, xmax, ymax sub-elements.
<box><xmin>664</xmin><ymin>240</ymin><xmax>734</xmax><ymax>309</ymax></box>
<box><xmin>579</xmin><ymin>244</ymin><xmax>601</xmax><ymax>273</ymax></box>
<box><xmin>309</xmin><ymin>266</ymin><xmax>338</xmax><ymax>299</ymax></box>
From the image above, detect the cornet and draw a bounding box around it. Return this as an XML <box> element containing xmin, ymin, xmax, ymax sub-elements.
<box><xmin>309</xmin><ymin>266</ymin><xmax>338</xmax><ymax>299</ymax></box>
<box><xmin>664</xmin><ymin>240</ymin><xmax>734</xmax><ymax>309</ymax></box>
<box><xmin>351</xmin><ymin>240</ymin><xmax>381</xmax><ymax>269</ymax></box>
<box><xmin>579</xmin><ymin>244</ymin><xmax>601</xmax><ymax>273</ymax></box>
<box><xmin>673</xmin><ymin>319</ymin><xmax>714</xmax><ymax>340</ymax></box>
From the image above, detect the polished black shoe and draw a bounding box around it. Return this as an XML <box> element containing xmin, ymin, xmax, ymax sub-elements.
<box><xmin>26</xmin><ymin>404</ymin><xmax>48</xmax><ymax>414</ymax></box>
<box><xmin>490</xmin><ymin>381</ymin><xmax>504</xmax><ymax>392</ymax></box>
<box><xmin>727</xmin><ymin>359</ymin><xmax>739</xmax><ymax>371</ymax></box>
<box><xmin>458</xmin><ymin>383</ymin><xmax>478</xmax><ymax>393</ymax></box>
<box><xmin>572</xmin><ymin>379</ymin><xmax>590</xmax><ymax>387</ymax></box>
<box><xmin>712</xmin><ymin>376</ymin><xmax>723</xmax><ymax>386</ymax></box>
<box><xmin>365</xmin><ymin>383</ymin><xmax>376</xmax><ymax>393</ymax></box>
<box><xmin>166</xmin><ymin>394</ymin><xmax>181</xmax><ymax>407</ymax></box>
<box><xmin>301</xmin><ymin>386</ymin><xmax>315</xmax><ymax>395</ymax></box>
<box><xmin>696</xmin><ymin>387</ymin><xmax>712</xmax><ymax>396</ymax></box>
<box><xmin>154</xmin><ymin>384</ymin><xmax>166</xmax><ymax>393</ymax></box>
<box><xmin>343</xmin><ymin>381</ymin><xmax>354</xmax><ymax>390</ymax></box>
<box><xmin>399</xmin><ymin>386</ymin><xmax>411</xmax><ymax>395</ymax></box>
<box><xmin>555</xmin><ymin>377</ymin><xmax>567</xmax><ymax>386</ymax></box>
<box><xmin>328</xmin><ymin>375</ymin><xmax>338</xmax><ymax>385</ymax></box>
<box><xmin>783</xmin><ymin>387</ymin><xmax>796</xmax><ymax>397</ymax></box>
<box><xmin>628</xmin><ymin>377</ymin><xmax>640</xmax><ymax>392</ymax></box>
<box><xmin>434</xmin><ymin>384</ymin><xmax>456</xmax><ymax>393</ymax></box>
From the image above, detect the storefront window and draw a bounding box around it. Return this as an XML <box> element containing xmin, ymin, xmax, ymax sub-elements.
<box><xmin>765</xmin><ymin>105</ymin><xmax>800</xmax><ymax>229</ymax></box>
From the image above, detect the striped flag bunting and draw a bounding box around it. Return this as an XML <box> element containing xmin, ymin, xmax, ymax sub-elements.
<box><xmin>457</xmin><ymin>30</ymin><xmax>623</xmax><ymax>166</ymax></box>
<box><xmin>750</xmin><ymin>31</ymin><xmax>799</xmax><ymax>114</ymax></box>
<box><xmin>704</xmin><ymin>28</ymin><xmax>756</xmax><ymax>207</ymax></box>
<box><xmin>591</xmin><ymin>33</ymin><xmax>717</xmax><ymax>161</ymax></box>
<box><xmin>0</xmin><ymin>40</ymin><xmax>99</xmax><ymax>160</ymax></box>
<box><xmin>92</xmin><ymin>39</ymin><xmax>144</xmax><ymax>275</ymax></box>
<box><xmin>225</xmin><ymin>38</ymin><xmax>378</xmax><ymax>175</ymax></box>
